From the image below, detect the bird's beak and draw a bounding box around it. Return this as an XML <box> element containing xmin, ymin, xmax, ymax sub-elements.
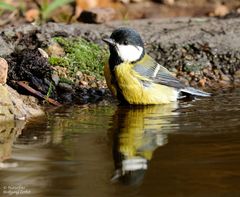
<box><xmin>102</xmin><ymin>38</ymin><xmax>116</xmax><ymax>46</ymax></box>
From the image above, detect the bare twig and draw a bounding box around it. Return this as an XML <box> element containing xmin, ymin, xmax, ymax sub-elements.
<box><xmin>16</xmin><ymin>81</ymin><xmax>62</xmax><ymax>106</ymax></box>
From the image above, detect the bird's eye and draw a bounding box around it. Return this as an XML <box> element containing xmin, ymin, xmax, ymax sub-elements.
<box><xmin>123</xmin><ymin>40</ymin><xmax>128</xmax><ymax>45</ymax></box>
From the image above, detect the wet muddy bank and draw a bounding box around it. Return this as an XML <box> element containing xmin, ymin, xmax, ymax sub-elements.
<box><xmin>0</xmin><ymin>17</ymin><xmax>240</xmax><ymax>113</ymax></box>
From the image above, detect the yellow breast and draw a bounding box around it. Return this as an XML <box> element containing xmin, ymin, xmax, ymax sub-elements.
<box><xmin>114</xmin><ymin>62</ymin><xmax>178</xmax><ymax>104</ymax></box>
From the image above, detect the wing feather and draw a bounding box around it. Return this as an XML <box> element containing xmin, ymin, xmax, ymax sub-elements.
<box><xmin>133</xmin><ymin>55</ymin><xmax>185</xmax><ymax>89</ymax></box>
<box><xmin>133</xmin><ymin>54</ymin><xmax>211</xmax><ymax>97</ymax></box>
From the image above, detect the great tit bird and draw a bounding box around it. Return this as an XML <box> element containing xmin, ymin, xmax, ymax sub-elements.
<box><xmin>103</xmin><ymin>27</ymin><xmax>210</xmax><ymax>105</ymax></box>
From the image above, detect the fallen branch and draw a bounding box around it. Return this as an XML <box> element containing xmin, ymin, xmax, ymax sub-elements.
<box><xmin>16</xmin><ymin>81</ymin><xmax>62</xmax><ymax>106</ymax></box>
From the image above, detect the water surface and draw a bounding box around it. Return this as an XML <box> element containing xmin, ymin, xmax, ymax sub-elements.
<box><xmin>0</xmin><ymin>90</ymin><xmax>240</xmax><ymax>197</ymax></box>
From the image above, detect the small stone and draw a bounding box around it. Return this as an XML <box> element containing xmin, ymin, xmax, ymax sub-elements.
<box><xmin>53</xmin><ymin>66</ymin><xmax>68</xmax><ymax>78</ymax></box>
<box><xmin>38</xmin><ymin>48</ymin><xmax>49</xmax><ymax>59</ymax></box>
<box><xmin>58</xmin><ymin>83</ymin><xmax>73</xmax><ymax>92</ymax></box>
<box><xmin>78</xmin><ymin>8</ymin><xmax>116</xmax><ymax>24</ymax></box>
<box><xmin>0</xmin><ymin>58</ymin><xmax>8</xmax><ymax>85</ymax></box>
<box><xmin>185</xmin><ymin>54</ymin><xmax>193</xmax><ymax>60</ymax></box>
<box><xmin>213</xmin><ymin>69</ymin><xmax>219</xmax><ymax>76</ymax></box>
<box><xmin>76</xmin><ymin>71</ymin><xmax>83</xmax><ymax>79</ymax></box>
<box><xmin>202</xmin><ymin>68</ymin><xmax>209</xmax><ymax>75</ymax></box>
<box><xmin>90</xmin><ymin>82</ymin><xmax>98</xmax><ymax>88</ymax></box>
<box><xmin>198</xmin><ymin>78</ymin><xmax>206</xmax><ymax>87</ymax></box>
<box><xmin>52</xmin><ymin>73</ymin><xmax>60</xmax><ymax>85</ymax></box>
<box><xmin>234</xmin><ymin>70</ymin><xmax>240</xmax><ymax>79</ymax></box>
<box><xmin>195</xmin><ymin>70</ymin><xmax>201</xmax><ymax>76</ymax></box>
<box><xmin>189</xmin><ymin>71</ymin><xmax>195</xmax><ymax>77</ymax></box>
<box><xmin>80</xmin><ymin>80</ymin><xmax>88</xmax><ymax>86</ymax></box>
<box><xmin>220</xmin><ymin>73</ymin><xmax>231</xmax><ymax>81</ymax></box>
<box><xmin>86</xmin><ymin>75</ymin><xmax>96</xmax><ymax>81</ymax></box>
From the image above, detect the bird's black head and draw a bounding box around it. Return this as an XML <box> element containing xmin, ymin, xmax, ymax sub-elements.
<box><xmin>109</xmin><ymin>27</ymin><xmax>144</xmax><ymax>48</ymax></box>
<box><xmin>103</xmin><ymin>27</ymin><xmax>145</xmax><ymax>67</ymax></box>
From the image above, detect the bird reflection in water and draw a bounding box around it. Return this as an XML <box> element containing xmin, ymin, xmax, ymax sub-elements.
<box><xmin>110</xmin><ymin>103</ymin><xmax>178</xmax><ymax>185</ymax></box>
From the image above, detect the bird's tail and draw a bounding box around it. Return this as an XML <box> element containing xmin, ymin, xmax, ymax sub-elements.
<box><xmin>180</xmin><ymin>87</ymin><xmax>211</xmax><ymax>97</ymax></box>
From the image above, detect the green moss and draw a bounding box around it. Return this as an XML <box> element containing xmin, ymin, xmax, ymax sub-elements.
<box><xmin>59</xmin><ymin>77</ymin><xmax>74</xmax><ymax>84</ymax></box>
<box><xmin>48</xmin><ymin>37</ymin><xmax>109</xmax><ymax>79</ymax></box>
<box><xmin>48</xmin><ymin>56</ymin><xmax>70</xmax><ymax>67</ymax></box>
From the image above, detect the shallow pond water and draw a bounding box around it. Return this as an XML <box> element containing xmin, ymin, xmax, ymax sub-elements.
<box><xmin>0</xmin><ymin>89</ymin><xmax>240</xmax><ymax>197</ymax></box>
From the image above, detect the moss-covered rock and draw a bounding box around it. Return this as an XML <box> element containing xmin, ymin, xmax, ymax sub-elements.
<box><xmin>48</xmin><ymin>37</ymin><xmax>109</xmax><ymax>81</ymax></box>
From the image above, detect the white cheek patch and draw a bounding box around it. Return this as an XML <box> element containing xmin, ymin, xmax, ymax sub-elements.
<box><xmin>116</xmin><ymin>44</ymin><xmax>143</xmax><ymax>62</ymax></box>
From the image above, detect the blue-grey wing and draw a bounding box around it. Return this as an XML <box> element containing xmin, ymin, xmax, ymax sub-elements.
<box><xmin>133</xmin><ymin>54</ymin><xmax>211</xmax><ymax>97</ymax></box>
<box><xmin>133</xmin><ymin>54</ymin><xmax>185</xmax><ymax>89</ymax></box>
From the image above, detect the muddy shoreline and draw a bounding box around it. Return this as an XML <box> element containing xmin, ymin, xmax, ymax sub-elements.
<box><xmin>1</xmin><ymin>17</ymin><xmax>240</xmax><ymax>55</ymax></box>
<box><xmin>0</xmin><ymin>17</ymin><xmax>240</xmax><ymax>120</ymax></box>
